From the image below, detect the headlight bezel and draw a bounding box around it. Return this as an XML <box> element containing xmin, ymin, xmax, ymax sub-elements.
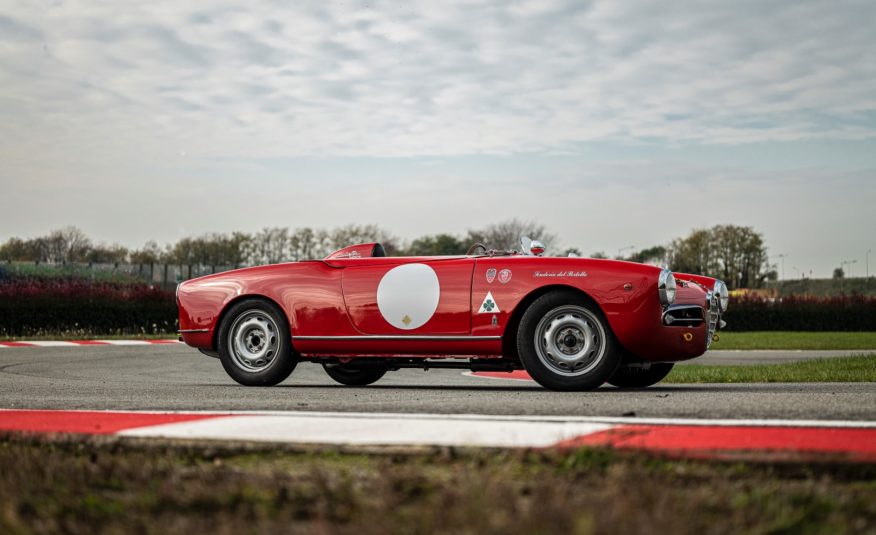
<box><xmin>658</xmin><ymin>269</ymin><xmax>677</xmax><ymax>306</ymax></box>
<box><xmin>713</xmin><ymin>279</ymin><xmax>729</xmax><ymax>312</ymax></box>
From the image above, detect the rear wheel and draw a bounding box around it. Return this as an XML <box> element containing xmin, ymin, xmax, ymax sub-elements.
<box><xmin>608</xmin><ymin>362</ymin><xmax>674</xmax><ymax>388</ymax></box>
<box><xmin>516</xmin><ymin>290</ymin><xmax>621</xmax><ymax>391</ymax></box>
<box><xmin>322</xmin><ymin>363</ymin><xmax>386</xmax><ymax>386</ymax></box>
<box><xmin>217</xmin><ymin>299</ymin><xmax>297</xmax><ymax>386</ymax></box>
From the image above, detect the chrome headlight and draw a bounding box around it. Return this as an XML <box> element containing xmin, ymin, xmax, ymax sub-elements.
<box><xmin>658</xmin><ymin>269</ymin><xmax>676</xmax><ymax>306</ymax></box>
<box><xmin>713</xmin><ymin>279</ymin><xmax>729</xmax><ymax>312</ymax></box>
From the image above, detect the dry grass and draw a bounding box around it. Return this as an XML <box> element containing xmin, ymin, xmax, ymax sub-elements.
<box><xmin>1</xmin><ymin>435</ymin><xmax>874</xmax><ymax>534</ymax></box>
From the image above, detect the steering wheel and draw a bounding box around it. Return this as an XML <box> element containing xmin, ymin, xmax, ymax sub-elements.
<box><xmin>466</xmin><ymin>242</ymin><xmax>488</xmax><ymax>255</ymax></box>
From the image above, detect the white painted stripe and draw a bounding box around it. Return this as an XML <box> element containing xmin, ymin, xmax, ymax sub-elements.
<box><xmin>119</xmin><ymin>414</ymin><xmax>615</xmax><ymax>447</ymax></box>
<box><xmin>27</xmin><ymin>341</ymin><xmax>81</xmax><ymax>347</ymax></box>
<box><xmin>2</xmin><ymin>341</ymin><xmax>78</xmax><ymax>347</ymax></box>
<box><xmin>0</xmin><ymin>340</ymin><xmax>181</xmax><ymax>347</ymax></box>
<box><xmin>3</xmin><ymin>408</ymin><xmax>873</xmax><ymax>429</ymax></box>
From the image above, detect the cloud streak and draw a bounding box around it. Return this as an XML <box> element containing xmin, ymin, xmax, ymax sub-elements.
<box><xmin>1</xmin><ymin>0</ymin><xmax>874</xmax><ymax>160</ymax></box>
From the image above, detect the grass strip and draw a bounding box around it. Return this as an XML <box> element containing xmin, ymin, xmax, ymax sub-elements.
<box><xmin>713</xmin><ymin>331</ymin><xmax>876</xmax><ymax>350</ymax></box>
<box><xmin>0</xmin><ymin>435</ymin><xmax>874</xmax><ymax>535</ymax></box>
<box><xmin>0</xmin><ymin>333</ymin><xmax>173</xmax><ymax>342</ymax></box>
<box><xmin>667</xmin><ymin>354</ymin><xmax>876</xmax><ymax>383</ymax></box>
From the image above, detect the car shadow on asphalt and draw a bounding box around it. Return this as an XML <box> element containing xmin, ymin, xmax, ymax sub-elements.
<box><xmin>196</xmin><ymin>383</ymin><xmax>789</xmax><ymax>393</ymax></box>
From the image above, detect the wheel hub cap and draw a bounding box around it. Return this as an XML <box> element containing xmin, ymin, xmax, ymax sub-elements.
<box><xmin>228</xmin><ymin>311</ymin><xmax>280</xmax><ymax>372</ymax></box>
<box><xmin>534</xmin><ymin>306</ymin><xmax>604</xmax><ymax>377</ymax></box>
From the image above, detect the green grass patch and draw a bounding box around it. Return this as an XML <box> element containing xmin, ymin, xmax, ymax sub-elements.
<box><xmin>667</xmin><ymin>354</ymin><xmax>876</xmax><ymax>383</ymax></box>
<box><xmin>0</xmin><ymin>436</ymin><xmax>874</xmax><ymax>534</ymax></box>
<box><xmin>712</xmin><ymin>331</ymin><xmax>876</xmax><ymax>350</ymax></box>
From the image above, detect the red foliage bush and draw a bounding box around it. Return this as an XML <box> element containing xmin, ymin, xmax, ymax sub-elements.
<box><xmin>0</xmin><ymin>278</ymin><xmax>177</xmax><ymax>337</ymax></box>
<box><xmin>723</xmin><ymin>294</ymin><xmax>876</xmax><ymax>331</ymax></box>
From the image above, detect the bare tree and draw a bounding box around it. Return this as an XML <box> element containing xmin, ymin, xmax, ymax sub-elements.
<box><xmin>466</xmin><ymin>219</ymin><xmax>557</xmax><ymax>252</ymax></box>
<box><xmin>321</xmin><ymin>224</ymin><xmax>399</xmax><ymax>257</ymax></box>
<box><xmin>289</xmin><ymin>227</ymin><xmax>325</xmax><ymax>261</ymax></box>
<box><xmin>244</xmin><ymin>227</ymin><xmax>291</xmax><ymax>265</ymax></box>
<box><xmin>130</xmin><ymin>241</ymin><xmax>163</xmax><ymax>264</ymax></box>
<box><xmin>85</xmin><ymin>243</ymin><xmax>129</xmax><ymax>264</ymax></box>
<box><xmin>41</xmin><ymin>227</ymin><xmax>92</xmax><ymax>263</ymax></box>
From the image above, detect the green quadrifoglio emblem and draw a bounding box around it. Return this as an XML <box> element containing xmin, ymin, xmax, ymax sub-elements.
<box><xmin>483</xmin><ymin>299</ymin><xmax>496</xmax><ymax>311</ymax></box>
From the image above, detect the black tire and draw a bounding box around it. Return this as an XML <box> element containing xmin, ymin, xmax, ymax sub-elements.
<box><xmin>217</xmin><ymin>299</ymin><xmax>297</xmax><ymax>386</ymax></box>
<box><xmin>516</xmin><ymin>290</ymin><xmax>621</xmax><ymax>391</ymax></box>
<box><xmin>322</xmin><ymin>363</ymin><xmax>386</xmax><ymax>386</ymax></box>
<box><xmin>608</xmin><ymin>363</ymin><xmax>674</xmax><ymax>388</ymax></box>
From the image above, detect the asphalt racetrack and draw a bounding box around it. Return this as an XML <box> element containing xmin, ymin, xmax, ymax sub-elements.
<box><xmin>1</xmin><ymin>345</ymin><xmax>874</xmax><ymax>421</ymax></box>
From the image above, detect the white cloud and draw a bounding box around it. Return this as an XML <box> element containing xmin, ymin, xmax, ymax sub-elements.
<box><xmin>0</xmin><ymin>0</ymin><xmax>874</xmax><ymax>162</ymax></box>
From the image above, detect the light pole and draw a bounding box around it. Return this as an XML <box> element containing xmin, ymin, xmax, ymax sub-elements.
<box><xmin>868</xmin><ymin>249</ymin><xmax>872</xmax><ymax>278</ymax></box>
<box><xmin>617</xmin><ymin>245</ymin><xmax>635</xmax><ymax>259</ymax></box>
<box><xmin>775</xmin><ymin>253</ymin><xmax>787</xmax><ymax>280</ymax></box>
<box><xmin>841</xmin><ymin>259</ymin><xmax>857</xmax><ymax>278</ymax></box>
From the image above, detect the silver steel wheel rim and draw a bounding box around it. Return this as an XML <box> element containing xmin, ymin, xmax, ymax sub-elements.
<box><xmin>227</xmin><ymin>310</ymin><xmax>281</xmax><ymax>372</ymax></box>
<box><xmin>534</xmin><ymin>305</ymin><xmax>605</xmax><ymax>377</ymax></box>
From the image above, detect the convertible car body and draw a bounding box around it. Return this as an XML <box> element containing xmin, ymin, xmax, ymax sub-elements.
<box><xmin>177</xmin><ymin>240</ymin><xmax>728</xmax><ymax>391</ymax></box>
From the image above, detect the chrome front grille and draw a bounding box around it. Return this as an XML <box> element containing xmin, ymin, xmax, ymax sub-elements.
<box><xmin>705</xmin><ymin>290</ymin><xmax>721</xmax><ymax>350</ymax></box>
<box><xmin>662</xmin><ymin>305</ymin><xmax>705</xmax><ymax>327</ymax></box>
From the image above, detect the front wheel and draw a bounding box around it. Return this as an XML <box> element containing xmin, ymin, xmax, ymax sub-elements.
<box><xmin>322</xmin><ymin>363</ymin><xmax>386</xmax><ymax>386</ymax></box>
<box><xmin>516</xmin><ymin>290</ymin><xmax>621</xmax><ymax>391</ymax></box>
<box><xmin>217</xmin><ymin>299</ymin><xmax>297</xmax><ymax>386</ymax></box>
<box><xmin>608</xmin><ymin>362</ymin><xmax>674</xmax><ymax>388</ymax></box>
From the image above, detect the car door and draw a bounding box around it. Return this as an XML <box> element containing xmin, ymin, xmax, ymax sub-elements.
<box><xmin>340</xmin><ymin>257</ymin><xmax>474</xmax><ymax>335</ymax></box>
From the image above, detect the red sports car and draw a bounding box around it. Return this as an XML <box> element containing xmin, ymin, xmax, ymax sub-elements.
<box><xmin>177</xmin><ymin>238</ymin><xmax>728</xmax><ymax>391</ymax></box>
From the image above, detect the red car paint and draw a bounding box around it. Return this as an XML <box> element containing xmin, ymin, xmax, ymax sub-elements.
<box><xmin>178</xmin><ymin>243</ymin><xmax>718</xmax><ymax>363</ymax></box>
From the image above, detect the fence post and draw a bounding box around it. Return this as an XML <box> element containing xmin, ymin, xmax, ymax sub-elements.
<box><xmin>163</xmin><ymin>264</ymin><xmax>169</xmax><ymax>289</ymax></box>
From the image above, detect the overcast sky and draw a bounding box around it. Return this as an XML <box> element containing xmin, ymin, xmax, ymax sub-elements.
<box><xmin>1</xmin><ymin>0</ymin><xmax>875</xmax><ymax>277</ymax></box>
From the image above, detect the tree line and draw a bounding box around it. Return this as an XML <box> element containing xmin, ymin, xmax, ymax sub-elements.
<box><xmin>0</xmin><ymin>220</ymin><xmax>555</xmax><ymax>267</ymax></box>
<box><xmin>0</xmin><ymin>221</ymin><xmax>775</xmax><ymax>288</ymax></box>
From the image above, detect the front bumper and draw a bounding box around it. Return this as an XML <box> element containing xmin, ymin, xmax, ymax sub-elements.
<box><xmin>616</xmin><ymin>282</ymin><xmax>724</xmax><ymax>363</ymax></box>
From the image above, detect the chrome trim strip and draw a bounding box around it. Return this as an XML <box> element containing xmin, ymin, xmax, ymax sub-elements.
<box><xmin>294</xmin><ymin>335</ymin><xmax>502</xmax><ymax>341</ymax></box>
<box><xmin>706</xmin><ymin>291</ymin><xmax>721</xmax><ymax>349</ymax></box>
<box><xmin>663</xmin><ymin>304</ymin><xmax>706</xmax><ymax>315</ymax></box>
<box><xmin>179</xmin><ymin>329</ymin><xmax>210</xmax><ymax>333</ymax></box>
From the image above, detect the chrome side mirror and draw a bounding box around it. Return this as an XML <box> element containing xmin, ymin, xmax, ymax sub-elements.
<box><xmin>520</xmin><ymin>235</ymin><xmax>546</xmax><ymax>256</ymax></box>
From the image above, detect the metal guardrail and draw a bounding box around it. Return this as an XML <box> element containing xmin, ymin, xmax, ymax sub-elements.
<box><xmin>0</xmin><ymin>261</ymin><xmax>242</xmax><ymax>290</ymax></box>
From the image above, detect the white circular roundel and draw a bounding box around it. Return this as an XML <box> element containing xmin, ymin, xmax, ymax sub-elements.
<box><xmin>377</xmin><ymin>263</ymin><xmax>440</xmax><ymax>330</ymax></box>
